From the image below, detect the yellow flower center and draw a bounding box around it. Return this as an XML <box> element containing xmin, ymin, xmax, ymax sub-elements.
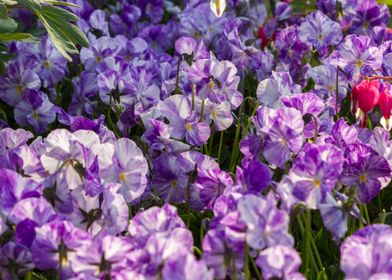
<box><xmin>356</xmin><ymin>60</ymin><xmax>363</xmax><ymax>67</ymax></box>
<box><xmin>185</xmin><ymin>123</ymin><xmax>192</xmax><ymax>131</ymax></box>
<box><xmin>32</xmin><ymin>111</ymin><xmax>39</xmax><ymax>120</ymax></box>
<box><xmin>43</xmin><ymin>60</ymin><xmax>51</xmax><ymax>69</ymax></box>
<box><xmin>328</xmin><ymin>84</ymin><xmax>334</xmax><ymax>92</ymax></box>
<box><xmin>16</xmin><ymin>84</ymin><xmax>23</xmax><ymax>94</ymax></box>
<box><xmin>313</xmin><ymin>179</ymin><xmax>320</xmax><ymax>188</ymax></box>
<box><xmin>171</xmin><ymin>180</ymin><xmax>177</xmax><ymax>189</ymax></box>
<box><xmin>209</xmin><ymin>79</ymin><xmax>215</xmax><ymax>89</ymax></box>
<box><xmin>211</xmin><ymin>110</ymin><xmax>217</xmax><ymax>118</ymax></box>
<box><xmin>359</xmin><ymin>174</ymin><xmax>367</xmax><ymax>183</ymax></box>
<box><xmin>119</xmin><ymin>172</ymin><xmax>126</xmax><ymax>182</ymax></box>
<box><xmin>318</xmin><ymin>34</ymin><xmax>323</xmax><ymax>40</ymax></box>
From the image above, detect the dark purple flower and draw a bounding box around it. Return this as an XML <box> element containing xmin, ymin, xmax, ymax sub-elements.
<box><xmin>14</xmin><ymin>90</ymin><xmax>56</xmax><ymax>133</ymax></box>
<box><xmin>0</xmin><ymin>242</ymin><xmax>34</xmax><ymax>279</ymax></box>
<box><xmin>0</xmin><ymin>59</ymin><xmax>41</xmax><ymax>106</ymax></box>
<box><xmin>195</xmin><ymin>168</ymin><xmax>233</xmax><ymax>210</ymax></box>
<box><xmin>234</xmin><ymin>159</ymin><xmax>272</xmax><ymax>194</ymax></box>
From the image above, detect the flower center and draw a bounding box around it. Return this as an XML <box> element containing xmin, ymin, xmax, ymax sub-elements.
<box><xmin>328</xmin><ymin>84</ymin><xmax>334</xmax><ymax>92</ymax></box>
<box><xmin>359</xmin><ymin>174</ymin><xmax>367</xmax><ymax>183</ymax></box>
<box><xmin>313</xmin><ymin>179</ymin><xmax>320</xmax><ymax>188</ymax></box>
<box><xmin>32</xmin><ymin>111</ymin><xmax>39</xmax><ymax>120</ymax></box>
<box><xmin>16</xmin><ymin>84</ymin><xmax>23</xmax><ymax>94</ymax></box>
<box><xmin>209</xmin><ymin>79</ymin><xmax>215</xmax><ymax>89</ymax></box>
<box><xmin>43</xmin><ymin>60</ymin><xmax>51</xmax><ymax>69</ymax></box>
<box><xmin>185</xmin><ymin>123</ymin><xmax>192</xmax><ymax>131</ymax></box>
<box><xmin>318</xmin><ymin>34</ymin><xmax>323</xmax><ymax>40</ymax></box>
<box><xmin>211</xmin><ymin>110</ymin><xmax>217</xmax><ymax>118</ymax></box>
<box><xmin>356</xmin><ymin>60</ymin><xmax>363</xmax><ymax>67</ymax></box>
<box><xmin>119</xmin><ymin>172</ymin><xmax>126</xmax><ymax>182</ymax></box>
<box><xmin>171</xmin><ymin>180</ymin><xmax>177</xmax><ymax>189</ymax></box>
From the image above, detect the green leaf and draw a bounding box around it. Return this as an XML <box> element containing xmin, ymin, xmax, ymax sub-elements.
<box><xmin>41</xmin><ymin>5</ymin><xmax>79</xmax><ymax>22</ymax></box>
<box><xmin>0</xmin><ymin>4</ymin><xmax>7</xmax><ymax>19</ymax></box>
<box><xmin>0</xmin><ymin>17</ymin><xmax>17</xmax><ymax>33</ymax></box>
<box><xmin>378</xmin><ymin>0</ymin><xmax>392</xmax><ymax>4</ymax></box>
<box><xmin>0</xmin><ymin>32</ymin><xmax>38</xmax><ymax>42</ymax></box>
<box><xmin>15</xmin><ymin>0</ymin><xmax>41</xmax><ymax>11</ymax></box>
<box><xmin>41</xmin><ymin>11</ymin><xmax>88</xmax><ymax>46</ymax></box>
<box><xmin>45</xmin><ymin>0</ymin><xmax>80</xmax><ymax>8</ymax></box>
<box><xmin>38</xmin><ymin>14</ymin><xmax>74</xmax><ymax>61</ymax></box>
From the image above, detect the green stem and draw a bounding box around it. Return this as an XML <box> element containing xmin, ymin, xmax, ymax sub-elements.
<box><xmin>359</xmin><ymin>204</ymin><xmax>364</xmax><ymax>229</ymax></box>
<box><xmin>363</xmin><ymin>203</ymin><xmax>370</xmax><ymax>225</ymax></box>
<box><xmin>208</xmin><ymin>129</ymin><xmax>214</xmax><ymax>156</ymax></box>
<box><xmin>199</xmin><ymin>99</ymin><xmax>205</xmax><ymax>122</ymax></box>
<box><xmin>191</xmin><ymin>82</ymin><xmax>195</xmax><ymax>111</ymax></box>
<box><xmin>381</xmin><ymin>209</ymin><xmax>387</xmax><ymax>224</ymax></box>
<box><xmin>335</xmin><ymin>67</ymin><xmax>340</xmax><ymax>118</ymax></box>
<box><xmin>303</xmin><ymin>210</ymin><xmax>312</xmax><ymax>278</ymax></box>
<box><xmin>244</xmin><ymin>245</ymin><xmax>251</xmax><ymax>280</ymax></box>
<box><xmin>174</xmin><ymin>57</ymin><xmax>181</xmax><ymax>94</ymax></box>
<box><xmin>250</xmin><ymin>252</ymin><xmax>262</xmax><ymax>280</ymax></box>
<box><xmin>193</xmin><ymin>246</ymin><xmax>202</xmax><ymax>257</ymax></box>
<box><xmin>217</xmin><ymin>131</ymin><xmax>224</xmax><ymax>164</ymax></box>
<box><xmin>24</xmin><ymin>272</ymin><xmax>32</xmax><ymax>280</ymax></box>
<box><xmin>229</xmin><ymin>104</ymin><xmax>244</xmax><ymax>173</ymax></box>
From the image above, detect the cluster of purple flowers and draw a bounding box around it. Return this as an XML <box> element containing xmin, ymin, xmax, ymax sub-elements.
<box><xmin>1</xmin><ymin>0</ymin><xmax>392</xmax><ymax>279</ymax></box>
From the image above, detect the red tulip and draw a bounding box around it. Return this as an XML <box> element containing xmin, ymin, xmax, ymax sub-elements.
<box><xmin>352</xmin><ymin>80</ymin><xmax>380</xmax><ymax>114</ymax></box>
<box><xmin>378</xmin><ymin>87</ymin><xmax>392</xmax><ymax>120</ymax></box>
<box><xmin>258</xmin><ymin>26</ymin><xmax>269</xmax><ymax>49</ymax></box>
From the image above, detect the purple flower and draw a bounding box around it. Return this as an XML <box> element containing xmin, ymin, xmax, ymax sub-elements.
<box><xmin>31</xmin><ymin>221</ymin><xmax>91</xmax><ymax>271</ymax></box>
<box><xmin>175</xmin><ymin>37</ymin><xmax>209</xmax><ymax>62</ymax></box>
<box><xmin>351</xmin><ymin>0</ymin><xmax>390</xmax><ymax>34</ymax></box>
<box><xmin>331</xmin><ymin>118</ymin><xmax>359</xmax><ymax>149</ymax></box>
<box><xmin>254</xmin><ymin>106</ymin><xmax>304</xmax><ymax>168</ymax></box>
<box><xmin>340</xmin><ymin>143</ymin><xmax>391</xmax><ymax>203</ymax></box>
<box><xmin>234</xmin><ymin>159</ymin><xmax>272</xmax><ymax>194</ymax></box>
<box><xmin>202</xmin><ymin>228</ymin><xmax>244</xmax><ymax>280</ymax></box>
<box><xmin>14</xmin><ymin>90</ymin><xmax>56</xmax><ymax>133</ymax></box>
<box><xmin>0</xmin><ymin>242</ymin><xmax>34</xmax><ymax>279</ymax></box>
<box><xmin>34</xmin><ymin>37</ymin><xmax>68</xmax><ymax>87</ymax></box>
<box><xmin>72</xmin><ymin>235</ymin><xmax>133</xmax><ymax>278</ymax></box>
<box><xmin>334</xmin><ymin>34</ymin><xmax>383</xmax><ymax>81</ymax></box>
<box><xmin>162</xmin><ymin>252</ymin><xmax>213</xmax><ymax>280</ymax></box>
<box><xmin>128</xmin><ymin>203</ymin><xmax>186</xmax><ymax>240</ymax></box>
<box><xmin>289</xmin><ymin>143</ymin><xmax>344</xmax><ymax>209</ymax></box>
<box><xmin>188</xmin><ymin>59</ymin><xmax>243</xmax><ymax>110</ymax></box>
<box><xmin>318</xmin><ymin>193</ymin><xmax>351</xmax><ymax>241</ymax></box>
<box><xmin>0</xmin><ymin>168</ymin><xmax>42</xmax><ymax>216</ymax></box>
<box><xmin>299</xmin><ymin>10</ymin><xmax>343</xmax><ymax>50</ymax></box>
<box><xmin>9</xmin><ymin>197</ymin><xmax>58</xmax><ymax>247</ymax></box>
<box><xmin>157</xmin><ymin>95</ymin><xmax>210</xmax><ymax>146</ymax></box>
<box><xmin>237</xmin><ymin>193</ymin><xmax>294</xmax><ymax>250</ymax></box>
<box><xmin>256</xmin><ymin>245</ymin><xmax>305</xmax><ymax>280</ymax></box>
<box><xmin>256</xmin><ymin>71</ymin><xmax>300</xmax><ymax>109</ymax></box>
<box><xmin>195</xmin><ymin>168</ymin><xmax>233</xmax><ymax>210</ymax></box>
<box><xmin>151</xmin><ymin>154</ymin><xmax>190</xmax><ymax>203</ymax></box>
<box><xmin>0</xmin><ymin>59</ymin><xmax>41</xmax><ymax>106</ymax></box>
<box><xmin>340</xmin><ymin>224</ymin><xmax>392</xmax><ymax>279</ymax></box>
<box><xmin>100</xmin><ymin>138</ymin><xmax>149</xmax><ymax>203</ymax></box>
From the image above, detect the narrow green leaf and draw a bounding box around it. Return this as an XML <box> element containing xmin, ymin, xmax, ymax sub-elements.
<box><xmin>41</xmin><ymin>5</ymin><xmax>79</xmax><ymax>22</ymax></box>
<box><xmin>41</xmin><ymin>12</ymin><xmax>88</xmax><ymax>47</ymax></box>
<box><xmin>0</xmin><ymin>17</ymin><xmax>17</xmax><ymax>33</ymax></box>
<box><xmin>0</xmin><ymin>4</ymin><xmax>8</xmax><ymax>19</ymax></box>
<box><xmin>0</xmin><ymin>32</ymin><xmax>38</xmax><ymax>42</ymax></box>
<box><xmin>38</xmin><ymin>14</ymin><xmax>74</xmax><ymax>61</ymax></box>
<box><xmin>45</xmin><ymin>0</ymin><xmax>80</xmax><ymax>8</ymax></box>
<box><xmin>15</xmin><ymin>0</ymin><xmax>41</xmax><ymax>11</ymax></box>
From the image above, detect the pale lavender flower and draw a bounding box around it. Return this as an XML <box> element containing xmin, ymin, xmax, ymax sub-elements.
<box><xmin>237</xmin><ymin>193</ymin><xmax>294</xmax><ymax>250</ymax></box>
<box><xmin>257</xmin><ymin>245</ymin><xmax>305</xmax><ymax>280</ymax></box>
<box><xmin>299</xmin><ymin>10</ymin><xmax>343</xmax><ymax>50</ymax></box>
<box><xmin>340</xmin><ymin>224</ymin><xmax>392</xmax><ymax>279</ymax></box>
